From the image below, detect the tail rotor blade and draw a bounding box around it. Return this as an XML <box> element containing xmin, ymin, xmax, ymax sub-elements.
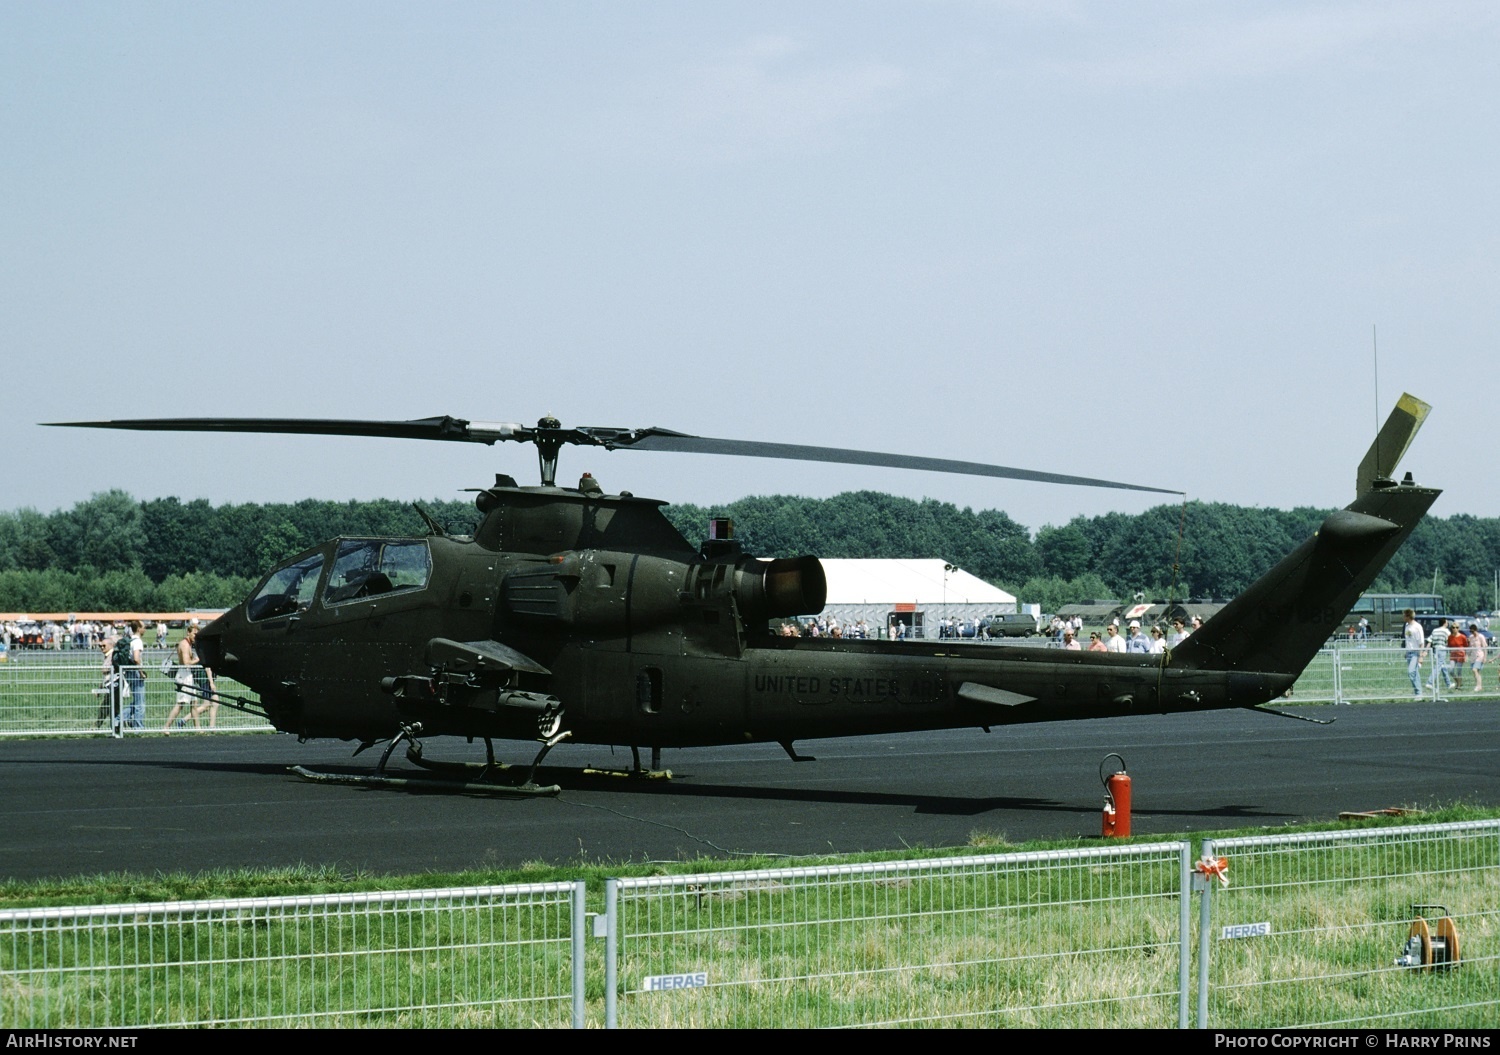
<box><xmin>1357</xmin><ymin>393</ymin><xmax>1430</xmax><ymax>496</ymax></box>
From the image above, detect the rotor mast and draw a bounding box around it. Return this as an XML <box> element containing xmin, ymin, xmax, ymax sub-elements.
<box><xmin>534</xmin><ymin>416</ymin><xmax>564</xmax><ymax>487</ymax></box>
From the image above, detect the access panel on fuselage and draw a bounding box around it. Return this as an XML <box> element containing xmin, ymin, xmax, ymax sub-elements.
<box><xmin>560</xmin><ymin>647</ymin><xmax>755</xmax><ymax>747</ymax></box>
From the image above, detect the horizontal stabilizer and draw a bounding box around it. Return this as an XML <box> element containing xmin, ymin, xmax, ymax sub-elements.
<box><xmin>1317</xmin><ymin>509</ymin><xmax>1400</xmax><ymax>544</ymax></box>
<box><xmin>958</xmin><ymin>682</ymin><xmax>1036</xmax><ymax>708</ymax></box>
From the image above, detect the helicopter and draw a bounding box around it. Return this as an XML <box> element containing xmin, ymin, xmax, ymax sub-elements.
<box><xmin>52</xmin><ymin>394</ymin><xmax>1437</xmax><ymax>795</ymax></box>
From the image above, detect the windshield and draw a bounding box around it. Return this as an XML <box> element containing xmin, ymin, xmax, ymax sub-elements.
<box><xmin>247</xmin><ymin>552</ymin><xmax>326</xmax><ymax>622</ymax></box>
<box><xmin>323</xmin><ymin>539</ymin><xmax>432</xmax><ymax>605</ymax></box>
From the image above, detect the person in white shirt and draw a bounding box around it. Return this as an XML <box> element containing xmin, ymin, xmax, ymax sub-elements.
<box><xmin>1167</xmin><ymin>617</ymin><xmax>1189</xmax><ymax>647</ymax></box>
<box><xmin>1404</xmin><ymin>609</ymin><xmax>1426</xmax><ymax>698</ymax></box>
<box><xmin>1425</xmin><ymin>618</ymin><xmax>1454</xmax><ymax>696</ymax></box>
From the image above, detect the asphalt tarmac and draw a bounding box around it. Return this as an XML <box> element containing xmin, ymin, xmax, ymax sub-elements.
<box><xmin>1</xmin><ymin>701</ymin><xmax>1496</xmax><ymax>882</ymax></box>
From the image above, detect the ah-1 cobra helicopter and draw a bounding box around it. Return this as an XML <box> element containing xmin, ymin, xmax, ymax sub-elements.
<box><xmin>54</xmin><ymin>394</ymin><xmax>1436</xmax><ymax>795</ymax></box>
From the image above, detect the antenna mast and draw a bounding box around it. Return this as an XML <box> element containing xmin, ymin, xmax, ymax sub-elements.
<box><xmin>1372</xmin><ymin>325</ymin><xmax>1381</xmax><ymax>468</ymax></box>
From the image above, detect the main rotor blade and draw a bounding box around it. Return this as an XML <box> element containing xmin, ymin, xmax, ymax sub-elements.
<box><xmin>44</xmin><ymin>416</ymin><xmax>520</xmax><ymax>445</ymax></box>
<box><xmin>620</xmin><ymin>432</ymin><xmax>1182</xmax><ymax>495</ymax></box>
<box><xmin>46</xmin><ymin>416</ymin><xmax>1181</xmax><ymax>495</ymax></box>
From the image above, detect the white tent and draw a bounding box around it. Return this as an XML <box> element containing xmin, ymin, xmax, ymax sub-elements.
<box><xmin>809</xmin><ymin>559</ymin><xmax>1016</xmax><ymax>639</ymax></box>
<box><xmin>818</xmin><ymin>559</ymin><xmax>1015</xmax><ymax>606</ymax></box>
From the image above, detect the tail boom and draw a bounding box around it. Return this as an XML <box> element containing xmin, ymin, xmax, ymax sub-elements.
<box><xmin>1171</xmin><ymin>479</ymin><xmax>1440</xmax><ymax>678</ymax></box>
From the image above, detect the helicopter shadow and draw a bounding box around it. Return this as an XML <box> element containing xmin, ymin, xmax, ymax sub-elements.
<box><xmin>0</xmin><ymin>752</ymin><xmax>1296</xmax><ymax>827</ymax></box>
<box><xmin>547</xmin><ymin>769</ymin><xmax>1295</xmax><ymax>824</ymax></box>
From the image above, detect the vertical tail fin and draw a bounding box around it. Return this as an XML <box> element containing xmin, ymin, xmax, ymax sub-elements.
<box><xmin>1171</xmin><ymin>484</ymin><xmax>1438</xmax><ymax>675</ymax></box>
<box><xmin>1174</xmin><ymin>394</ymin><xmax>1437</xmax><ymax>677</ymax></box>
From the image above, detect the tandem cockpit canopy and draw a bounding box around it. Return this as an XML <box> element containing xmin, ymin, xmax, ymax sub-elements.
<box><xmin>247</xmin><ymin>539</ymin><xmax>433</xmax><ymax>620</ymax></box>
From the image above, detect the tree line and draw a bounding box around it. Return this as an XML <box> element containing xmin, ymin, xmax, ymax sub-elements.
<box><xmin>0</xmin><ymin>490</ymin><xmax>1495</xmax><ymax>615</ymax></box>
<box><xmin>0</xmin><ymin>491</ymin><xmax>478</xmax><ymax>612</ymax></box>
<box><xmin>660</xmin><ymin>494</ymin><xmax>1497</xmax><ymax>614</ymax></box>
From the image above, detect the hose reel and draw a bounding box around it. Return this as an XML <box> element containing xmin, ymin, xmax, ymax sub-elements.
<box><xmin>1394</xmin><ymin>905</ymin><xmax>1461</xmax><ymax>971</ymax></box>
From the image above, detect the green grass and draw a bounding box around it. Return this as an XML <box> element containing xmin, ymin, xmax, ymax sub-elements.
<box><xmin>601</xmin><ymin>810</ymin><xmax>1500</xmax><ymax>1028</ymax></box>
<box><xmin>610</xmin><ymin>852</ymin><xmax>1190</xmax><ymax>1027</ymax></box>
<box><xmin>1202</xmin><ymin>817</ymin><xmax>1498</xmax><ymax>1028</ymax></box>
<box><xmin>2</xmin><ymin>889</ymin><xmax>580</xmax><ymax>1028</ymax></box>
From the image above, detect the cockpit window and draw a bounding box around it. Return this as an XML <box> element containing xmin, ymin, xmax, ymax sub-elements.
<box><xmin>323</xmin><ymin>539</ymin><xmax>432</xmax><ymax>605</ymax></box>
<box><xmin>246</xmin><ymin>552</ymin><xmax>326</xmax><ymax>622</ymax></box>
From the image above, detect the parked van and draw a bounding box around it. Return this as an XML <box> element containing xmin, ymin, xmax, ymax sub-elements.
<box><xmin>983</xmin><ymin>612</ymin><xmax>1042</xmax><ymax>638</ymax></box>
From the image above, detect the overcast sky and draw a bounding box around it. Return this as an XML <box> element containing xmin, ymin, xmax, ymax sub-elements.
<box><xmin>3</xmin><ymin>2</ymin><xmax>1495</xmax><ymax>534</ymax></box>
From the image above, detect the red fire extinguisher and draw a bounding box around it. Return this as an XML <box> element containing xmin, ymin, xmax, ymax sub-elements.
<box><xmin>1101</xmin><ymin>753</ymin><xmax>1131</xmax><ymax>838</ymax></box>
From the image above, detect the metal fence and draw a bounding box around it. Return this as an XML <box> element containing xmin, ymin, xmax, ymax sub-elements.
<box><xmin>1286</xmin><ymin>645</ymin><xmax>1500</xmax><ymax>705</ymax></box>
<box><xmin>3</xmin><ymin>822</ymin><xmax>1496</xmax><ymax>1028</ymax></box>
<box><xmin>973</xmin><ymin>641</ymin><xmax>1499</xmax><ymax>704</ymax></box>
<box><xmin>1196</xmin><ymin>820</ymin><xmax>1500</xmax><ymax>1028</ymax></box>
<box><xmin>604</xmin><ymin>842</ymin><xmax>1192</xmax><ymax>1028</ymax></box>
<box><xmin>0</xmin><ymin>660</ymin><xmax>270</xmax><ymax>737</ymax></box>
<box><xmin>1013</xmin><ymin>642</ymin><xmax>1500</xmax><ymax>704</ymax></box>
<box><xmin>0</xmin><ymin>882</ymin><xmax>587</xmax><ymax>1028</ymax></box>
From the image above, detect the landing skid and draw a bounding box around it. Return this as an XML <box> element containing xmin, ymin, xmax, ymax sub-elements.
<box><xmin>1251</xmin><ymin>704</ymin><xmax>1335</xmax><ymax>725</ymax></box>
<box><xmin>581</xmin><ymin>764</ymin><xmax>673</xmax><ymax>781</ymax></box>
<box><xmin>290</xmin><ymin>765</ymin><xmax>562</xmax><ymax>797</ymax></box>
<box><xmin>581</xmin><ymin>744</ymin><xmax>672</xmax><ymax>781</ymax></box>
<box><xmin>291</xmin><ymin>727</ymin><xmax>570</xmax><ymax>796</ymax></box>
